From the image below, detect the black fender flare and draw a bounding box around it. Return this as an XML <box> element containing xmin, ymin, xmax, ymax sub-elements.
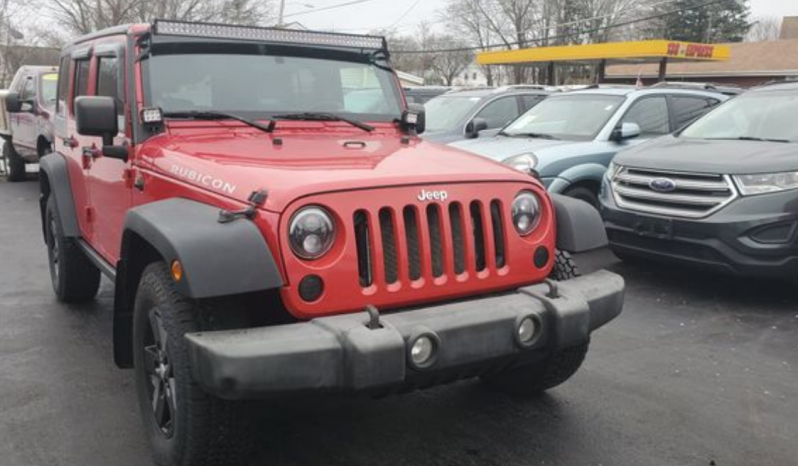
<box><xmin>550</xmin><ymin>193</ymin><xmax>608</xmax><ymax>253</ymax></box>
<box><xmin>113</xmin><ymin>198</ymin><xmax>284</xmax><ymax>367</ymax></box>
<box><xmin>39</xmin><ymin>153</ymin><xmax>80</xmax><ymax>240</ymax></box>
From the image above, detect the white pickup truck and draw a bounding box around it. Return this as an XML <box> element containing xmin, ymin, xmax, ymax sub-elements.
<box><xmin>0</xmin><ymin>66</ymin><xmax>58</xmax><ymax>181</ymax></box>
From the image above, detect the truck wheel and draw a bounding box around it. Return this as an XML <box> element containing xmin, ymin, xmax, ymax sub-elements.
<box><xmin>133</xmin><ymin>262</ymin><xmax>253</xmax><ymax>466</ymax></box>
<box><xmin>481</xmin><ymin>341</ymin><xmax>590</xmax><ymax>396</ymax></box>
<box><xmin>563</xmin><ymin>186</ymin><xmax>599</xmax><ymax>211</ymax></box>
<box><xmin>549</xmin><ymin>249</ymin><xmax>579</xmax><ymax>281</ymax></box>
<box><xmin>45</xmin><ymin>196</ymin><xmax>101</xmax><ymax>302</ymax></box>
<box><xmin>4</xmin><ymin>141</ymin><xmax>26</xmax><ymax>182</ymax></box>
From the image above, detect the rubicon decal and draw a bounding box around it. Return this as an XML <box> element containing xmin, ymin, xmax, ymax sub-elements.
<box><xmin>170</xmin><ymin>165</ymin><xmax>237</xmax><ymax>195</ymax></box>
<box><xmin>417</xmin><ymin>189</ymin><xmax>449</xmax><ymax>202</ymax></box>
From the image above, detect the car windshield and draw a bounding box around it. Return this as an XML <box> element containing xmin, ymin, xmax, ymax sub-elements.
<box><xmin>501</xmin><ymin>94</ymin><xmax>625</xmax><ymax>141</ymax></box>
<box><xmin>424</xmin><ymin>95</ymin><xmax>483</xmax><ymax>132</ymax></box>
<box><xmin>41</xmin><ymin>73</ymin><xmax>58</xmax><ymax>106</ymax></box>
<box><xmin>146</xmin><ymin>43</ymin><xmax>402</xmax><ymax>121</ymax></box>
<box><xmin>680</xmin><ymin>91</ymin><xmax>798</xmax><ymax>143</ymax></box>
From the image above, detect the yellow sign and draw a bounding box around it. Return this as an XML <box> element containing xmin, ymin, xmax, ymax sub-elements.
<box><xmin>477</xmin><ymin>40</ymin><xmax>730</xmax><ymax>66</ymax></box>
<box><xmin>42</xmin><ymin>73</ymin><xmax>59</xmax><ymax>81</ymax></box>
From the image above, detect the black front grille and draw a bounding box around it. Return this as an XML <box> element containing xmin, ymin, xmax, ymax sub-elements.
<box><xmin>427</xmin><ymin>204</ymin><xmax>444</xmax><ymax>278</ymax></box>
<box><xmin>470</xmin><ymin>201</ymin><xmax>486</xmax><ymax>272</ymax></box>
<box><xmin>449</xmin><ymin>203</ymin><xmax>466</xmax><ymax>274</ymax></box>
<box><xmin>354</xmin><ymin>210</ymin><xmax>373</xmax><ymax>287</ymax></box>
<box><xmin>490</xmin><ymin>201</ymin><xmax>506</xmax><ymax>268</ymax></box>
<box><xmin>379</xmin><ymin>208</ymin><xmax>398</xmax><ymax>284</ymax></box>
<box><xmin>354</xmin><ymin>198</ymin><xmax>504</xmax><ymax>288</ymax></box>
<box><xmin>404</xmin><ymin>207</ymin><xmax>422</xmax><ymax>281</ymax></box>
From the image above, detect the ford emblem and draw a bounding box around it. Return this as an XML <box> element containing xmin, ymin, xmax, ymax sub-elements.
<box><xmin>649</xmin><ymin>178</ymin><xmax>677</xmax><ymax>193</ymax></box>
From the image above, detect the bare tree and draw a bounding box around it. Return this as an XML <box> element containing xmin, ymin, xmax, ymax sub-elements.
<box><xmin>38</xmin><ymin>0</ymin><xmax>273</xmax><ymax>36</ymax></box>
<box><xmin>429</xmin><ymin>35</ymin><xmax>474</xmax><ymax>85</ymax></box>
<box><xmin>746</xmin><ymin>15</ymin><xmax>781</xmax><ymax>42</ymax></box>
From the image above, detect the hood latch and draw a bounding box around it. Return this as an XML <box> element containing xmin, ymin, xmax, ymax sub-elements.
<box><xmin>218</xmin><ymin>189</ymin><xmax>268</xmax><ymax>224</ymax></box>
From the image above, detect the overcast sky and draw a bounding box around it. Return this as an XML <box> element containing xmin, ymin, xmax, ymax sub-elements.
<box><xmin>285</xmin><ymin>0</ymin><xmax>798</xmax><ymax>34</ymax></box>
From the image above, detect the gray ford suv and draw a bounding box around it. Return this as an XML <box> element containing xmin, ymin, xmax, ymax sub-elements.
<box><xmin>453</xmin><ymin>87</ymin><xmax>727</xmax><ymax>209</ymax></box>
<box><xmin>601</xmin><ymin>81</ymin><xmax>798</xmax><ymax>277</ymax></box>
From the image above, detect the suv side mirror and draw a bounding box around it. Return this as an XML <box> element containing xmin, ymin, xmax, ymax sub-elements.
<box><xmin>5</xmin><ymin>92</ymin><xmax>22</xmax><ymax>113</ymax></box>
<box><xmin>75</xmin><ymin>96</ymin><xmax>118</xmax><ymax>144</ymax></box>
<box><xmin>466</xmin><ymin>117</ymin><xmax>488</xmax><ymax>139</ymax></box>
<box><xmin>611</xmin><ymin>122</ymin><xmax>641</xmax><ymax>142</ymax></box>
<box><xmin>401</xmin><ymin>103</ymin><xmax>426</xmax><ymax>135</ymax></box>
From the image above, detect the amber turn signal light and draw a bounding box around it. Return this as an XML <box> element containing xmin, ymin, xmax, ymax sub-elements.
<box><xmin>171</xmin><ymin>260</ymin><xmax>184</xmax><ymax>282</ymax></box>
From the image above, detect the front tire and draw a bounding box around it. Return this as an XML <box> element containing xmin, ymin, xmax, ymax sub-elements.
<box><xmin>45</xmin><ymin>196</ymin><xmax>101</xmax><ymax>302</ymax></box>
<box><xmin>133</xmin><ymin>262</ymin><xmax>253</xmax><ymax>466</ymax></box>
<box><xmin>481</xmin><ymin>341</ymin><xmax>590</xmax><ymax>396</ymax></box>
<box><xmin>563</xmin><ymin>185</ymin><xmax>599</xmax><ymax>211</ymax></box>
<box><xmin>4</xmin><ymin>141</ymin><xmax>26</xmax><ymax>182</ymax></box>
<box><xmin>549</xmin><ymin>249</ymin><xmax>579</xmax><ymax>281</ymax></box>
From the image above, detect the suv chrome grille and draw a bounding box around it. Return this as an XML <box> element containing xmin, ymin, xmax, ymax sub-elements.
<box><xmin>611</xmin><ymin>167</ymin><xmax>737</xmax><ymax>218</ymax></box>
<box><xmin>354</xmin><ymin>200</ymin><xmax>505</xmax><ymax>288</ymax></box>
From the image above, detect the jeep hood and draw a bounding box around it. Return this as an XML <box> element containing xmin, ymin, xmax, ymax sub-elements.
<box><xmin>614</xmin><ymin>135</ymin><xmax>798</xmax><ymax>175</ymax></box>
<box><xmin>143</xmin><ymin>123</ymin><xmax>533</xmax><ymax>212</ymax></box>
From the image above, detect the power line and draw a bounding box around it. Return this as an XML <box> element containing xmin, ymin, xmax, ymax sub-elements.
<box><xmin>392</xmin><ymin>0</ymin><xmax>734</xmax><ymax>54</ymax></box>
<box><xmin>282</xmin><ymin>0</ymin><xmax>379</xmax><ymax>19</ymax></box>
<box><xmin>386</xmin><ymin>0</ymin><xmax>423</xmax><ymax>33</ymax></box>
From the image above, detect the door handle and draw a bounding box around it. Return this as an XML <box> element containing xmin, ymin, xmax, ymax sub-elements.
<box><xmin>63</xmin><ymin>136</ymin><xmax>78</xmax><ymax>148</ymax></box>
<box><xmin>82</xmin><ymin>146</ymin><xmax>101</xmax><ymax>160</ymax></box>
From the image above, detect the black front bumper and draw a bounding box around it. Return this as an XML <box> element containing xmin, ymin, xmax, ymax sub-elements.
<box><xmin>601</xmin><ymin>184</ymin><xmax>798</xmax><ymax>278</ymax></box>
<box><xmin>185</xmin><ymin>270</ymin><xmax>624</xmax><ymax>400</ymax></box>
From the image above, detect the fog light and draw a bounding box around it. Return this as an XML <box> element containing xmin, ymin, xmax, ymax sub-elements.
<box><xmin>409</xmin><ymin>335</ymin><xmax>437</xmax><ymax>368</ymax></box>
<box><xmin>298</xmin><ymin>275</ymin><xmax>324</xmax><ymax>302</ymax></box>
<box><xmin>516</xmin><ymin>315</ymin><xmax>541</xmax><ymax>347</ymax></box>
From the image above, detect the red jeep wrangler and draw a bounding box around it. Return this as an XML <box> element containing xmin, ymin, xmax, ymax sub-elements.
<box><xmin>40</xmin><ymin>21</ymin><xmax>624</xmax><ymax>466</ymax></box>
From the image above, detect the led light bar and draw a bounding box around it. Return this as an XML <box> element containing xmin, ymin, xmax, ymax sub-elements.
<box><xmin>153</xmin><ymin>20</ymin><xmax>386</xmax><ymax>50</ymax></box>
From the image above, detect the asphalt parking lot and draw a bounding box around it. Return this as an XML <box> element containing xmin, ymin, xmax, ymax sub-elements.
<box><xmin>1</xmin><ymin>177</ymin><xmax>796</xmax><ymax>466</ymax></box>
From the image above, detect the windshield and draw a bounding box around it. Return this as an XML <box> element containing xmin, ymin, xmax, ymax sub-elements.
<box><xmin>680</xmin><ymin>91</ymin><xmax>798</xmax><ymax>142</ymax></box>
<box><xmin>502</xmin><ymin>94</ymin><xmax>625</xmax><ymax>141</ymax></box>
<box><xmin>146</xmin><ymin>43</ymin><xmax>402</xmax><ymax>121</ymax></box>
<box><xmin>424</xmin><ymin>95</ymin><xmax>482</xmax><ymax>132</ymax></box>
<box><xmin>41</xmin><ymin>73</ymin><xmax>58</xmax><ymax>107</ymax></box>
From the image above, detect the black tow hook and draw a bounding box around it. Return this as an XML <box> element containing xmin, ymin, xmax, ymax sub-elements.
<box><xmin>543</xmin><ymin>279</ymin><xmax>560</xmax><ymax>299</ymax></box>
<box><xmin>365</xmin><ymin>304</ymin><xmax>382</xmax><ymax>330</ymax></box>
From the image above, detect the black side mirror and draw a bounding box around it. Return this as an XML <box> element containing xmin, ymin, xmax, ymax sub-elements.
<box><xmin>465</xmin><ymin>117</ymin><xmax>488</xmax><ymax>139</ymax></box>
<box><xmin>75</xmin><ymin>96</ymin><xmax>118</xmax><ymax>143</ymax></box>
<box><xmin>5</xmin><ymin>92</ymin><xmax>22</xmax><ymax>113</ymax></box>
<box><xmin>401</xmin><ymin>103</ymin><xmax>425</xmax><ymax>135</ymax></box>
<box><xmin>75</xmin><ymin>96</ymin><xmax>127</xmax><ymax>161</ymax></box>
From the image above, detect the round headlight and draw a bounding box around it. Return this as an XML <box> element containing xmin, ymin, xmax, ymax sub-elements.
<box><xmin>511</xmin><ymin>191</ymin><xmax>540</xmax><ymax>236</ymax></box>
<box><xmin>502</xmin><ymin>154</ymin><xmax>538</xmax><ymax>174</ymax></box>
<box><xmin>289</xmin><ymin>206</ymin><xmax>335</xmax><ymax>260</ymax></box>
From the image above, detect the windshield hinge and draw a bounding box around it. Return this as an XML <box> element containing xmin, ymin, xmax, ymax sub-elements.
<box><xmin>218</xmin><ymin>189</ymin><xmax>268</xmax><ymax>224</ymax></box>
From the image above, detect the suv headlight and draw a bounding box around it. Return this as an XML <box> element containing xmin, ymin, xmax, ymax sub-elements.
<box><xmin>289</xmin><ymin>206</ymin><xmax>336</xmax><ymax>260</ymax></box>
<box><xmin>511</xmin><ymin>191</ymin><xmax>541</xmax><ymax>236</ymax></box>
<box><xmin>502</xmin><ymin>154</ymin><xmax>538</xmax><ymax>174</ymax></box>
<box><xmin>733</xmin><ymin>172</ymin><xmax>798</xmax><ymax>196</ymax></box>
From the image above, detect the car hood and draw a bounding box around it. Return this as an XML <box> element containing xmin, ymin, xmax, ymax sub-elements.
<box><xmin>450</xmin><ymin>136</ymin><xmax>574</xmax><ymax>162</ymax></box>
<box><xmin>142</xmin><ymin>122</ymin><xmax>533</xmax><ymax>212</ymax></box>
<box><xmin>614</xmin><ymin>135</ymin><xmax>798</xmax><ymax>175</ymax></box>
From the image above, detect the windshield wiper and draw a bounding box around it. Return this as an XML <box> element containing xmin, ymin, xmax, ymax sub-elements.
<box><xmin>736</xmin><ymin>136</ymin><xmax>791</xmax><ymax>143</ymax></box>
<box><xmin>272</xmin><ymin>112</ymin><xmax>375</xmax><ymax>132</ymax></box>
<box><xmin>163</xmin><ymin>110</ymin><xmax>274</xmax><ymax>134</ymax></box>
<box><xmin>502</xmin><ymin>132</ymin><xmax>558</xmax><ymax>140</ymax></box>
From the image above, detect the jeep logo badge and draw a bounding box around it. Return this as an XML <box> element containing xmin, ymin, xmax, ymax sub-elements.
<box><xmin>418</xmin><ymin>189</ymin><xmax>449</xmax><ymax>202</ymax></box>
<box><xmin>649</xmin><ymin>178</ymin><xmax>677</xmax><ymax>193</ymax></box>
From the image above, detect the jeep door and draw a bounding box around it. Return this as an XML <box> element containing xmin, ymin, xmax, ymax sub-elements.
<box><xmin>84</xmin><ymin>40</ymin><xmax>131</xmax><ymax>262</ymax></box>
<box><xmin>54</xmin><ymin>50</ymin><xmax>95</xmax><ymax>245</ymax></box>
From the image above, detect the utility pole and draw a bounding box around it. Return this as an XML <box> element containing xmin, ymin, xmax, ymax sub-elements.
<box><xmin>277</xmin><ymin>0</ymin><xmax>286</xmax><ymax>27</ymax></box>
